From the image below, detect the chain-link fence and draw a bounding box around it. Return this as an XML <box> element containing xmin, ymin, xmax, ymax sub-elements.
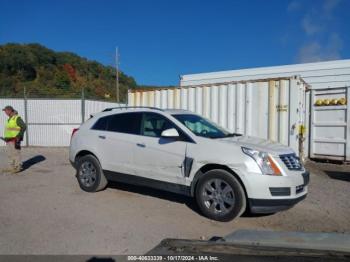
<box><xmin>0</xmin><ymin>88</ymin><xmax>125</xmax><ymax>146</ymax></box>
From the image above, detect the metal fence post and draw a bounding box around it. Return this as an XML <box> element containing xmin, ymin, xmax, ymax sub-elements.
<box><xmin>24</xmin><ymin>87</ymin><xmax>29</xmax><ymax>147</ymax></box>
<box><xmin>81</xmin><ymin>87</ymin><xmax>85</xmax><ymax>123</ymax></box>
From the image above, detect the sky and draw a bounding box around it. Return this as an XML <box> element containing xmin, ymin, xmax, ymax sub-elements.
<box><xmin>0</xmin><ymin>0</ymin><xmax>349</xmax><ymax>86</ymax></box>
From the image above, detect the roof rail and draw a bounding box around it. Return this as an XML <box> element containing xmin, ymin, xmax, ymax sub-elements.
<box><xmin>102</xmin><ymin>106</ymin><xmax>164</xmax><ymax>112</ymax></box>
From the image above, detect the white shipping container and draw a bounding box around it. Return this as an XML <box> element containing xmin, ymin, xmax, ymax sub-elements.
<box><xmin>128</xmin><ymin>76</ymin><xmax>308</xmax><ymax>157</ymax></box>
<box><xmin>179</xmin><ymin>59</ymin><xmax>350</xmax><ymax>161</ymax></box>
<box><xmin>180</xmin><ymin>59</ymin><xmax>350</xmax><ymax>90</ymax></box>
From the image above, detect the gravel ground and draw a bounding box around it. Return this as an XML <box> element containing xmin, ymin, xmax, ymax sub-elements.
<box><xmin>0</xmin><ymin>147</ymin><xmax>349</xmax><ymax>255</ymax></box>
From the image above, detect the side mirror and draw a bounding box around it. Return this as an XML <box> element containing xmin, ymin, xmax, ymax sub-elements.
<box><xmin>161</xmin><ymin>128</ymin><xmax>179</xmax><ymax>138</ymax></box>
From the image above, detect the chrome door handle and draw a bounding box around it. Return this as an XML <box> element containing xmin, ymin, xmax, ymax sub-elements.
<box><xmin>98</xmin><ymin>135</ymin><xmax>106</xmax><ymax>139</ymax></box>
<box><xmin>136</xmin><ymin>143</ymin><xmax>146</xmax><ymax>148</ymax></box>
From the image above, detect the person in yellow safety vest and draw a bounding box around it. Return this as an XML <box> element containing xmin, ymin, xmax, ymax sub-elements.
<box><xmin>1</xmin><ymin>105</ymin><xmax>27</xmax><ymax>174</ymax></box>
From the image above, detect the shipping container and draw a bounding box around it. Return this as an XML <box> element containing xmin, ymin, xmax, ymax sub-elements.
<box><xmin>180</xmin><ymin>59</ymin><xmax>350</xmax><ymax>90</ymax></box>
<box><xmin>179</xmin><ymin>59</ymin><xmax>350</xmax><ymax>161</ymax></box>
<box><xmin>128</xmin><ymin>76</ymin><xmax>308</xmax><ymax>158</ymax></box>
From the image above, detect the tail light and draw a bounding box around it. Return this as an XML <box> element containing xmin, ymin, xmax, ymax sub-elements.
<box><xmin>71</xmin><ymin>128</ymin><xmax>79</xmax><ymax>138</ymax></box>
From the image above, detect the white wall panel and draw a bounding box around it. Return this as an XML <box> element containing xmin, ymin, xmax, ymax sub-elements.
<box><xmin>160</xmin><ymin>90</ymin><xmax>167</xmax><ymax>109</ymax></box>
<box><xmin>155</xmin><ymin>90</ymin><xmax>161</xmax><ymax>108</ymax></box>
<box><xmin>167</xmin><ymin>89</ymin><xmax>174</xmax><ymax>109</ymax></box>
<box><xmin>219</xmin><ymin>85</ymin><xmax>227</xmax><ymax>128</ymax></box>
<box><xmin>202</xmin><ymin>86</ymin><xmax>210</xmax><ymax>118</ymax></box>
<box><xmin>195</xmin><ymin>87</ymin><xmax>202</xmax><ymax>115</ymax></box>
<box><xmin>0</xmin><ymin>99</ymin><xmax>122</xmax><ymax>147</ymax></box>
<box><xmin>235</xmin><ymin>83</ymin><xmax>245</xmax><ymax>134</ymax></box>
<box><xmin>174</xmin><ymin>89</ymin><xmax>180</xmax><ymax>109</ymax></box>
<box><xmin>210</xmin><ymin>85</ymin><xmax>219</xmax><ymax>123</ymax></box>
<box><xmin>227</xmin><ymin>84</ymin><xmax>235</xmax><ymax>132</ymax></box>
<box><xmin>180</xmin><ymin>88</ymin><xmax>187</xmax><ymax>110</ymax></box>
<box><xmin>141</xmin><ymin>92</ymin><xmax>147</xmax><ymax>106</ymax></box>
<box><xmin>28</xmin><ymin>124</ymin><xmax>80</xmax><ymax>147</ymax></box>
<box><xmin>188</xmin><ymin>88</ymin><xmax>195</xmax><ymax>112</ymax></box>
<box><xmin>85</xmin><ymin>100</ymin><xmax>123</xmax><ymax>120</ymax></box>
<box><xmin>28</xmin><ymin>99</ymin><xmax>81</xmax><ymax>124</ymax></box>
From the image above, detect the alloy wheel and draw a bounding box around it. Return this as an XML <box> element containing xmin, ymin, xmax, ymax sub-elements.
<box><xmin>202</xmin><ymin>178</ymin><xmax>235</xmax><ymax>215</ymax></box>
<box><xmin>79</xmin><ymin>161</ymin><xmax>97</xmax><ymax>187</ymax></box>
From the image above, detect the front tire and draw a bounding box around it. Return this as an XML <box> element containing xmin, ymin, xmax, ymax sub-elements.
<box><xmin>195</xmin><ymin>169</ymin><xmax>246</xmax><ymax>222</ymax></box>
<box><xmin>76</xmin><ymin>155</ymin><xmax>108</xmax><ymax>192</ymax></box>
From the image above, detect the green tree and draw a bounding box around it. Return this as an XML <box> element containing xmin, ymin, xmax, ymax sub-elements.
<box><xmin>54</xmin><ymin>70</ymin><xmax>70</xmax><ymax>90</ymax></box>
<box><xmin>0</xmin><ymin>42</ymin><xmax>165</xmax><ymax>100</ymax></box>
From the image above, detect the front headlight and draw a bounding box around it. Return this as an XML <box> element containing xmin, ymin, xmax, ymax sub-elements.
<box><xmin>242</xmin><ymin>147</ymin><xmax>282</xmax><ymax>176</ymax></box>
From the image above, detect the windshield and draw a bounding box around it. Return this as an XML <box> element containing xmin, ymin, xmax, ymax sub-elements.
<box><xmin>172</xmin><ymin>114</ymin><xmax>235</xmax><ymax>139</ymax></box>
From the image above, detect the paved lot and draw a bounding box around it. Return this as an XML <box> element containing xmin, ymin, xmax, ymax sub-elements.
<box><xmin>0</xmin><ymin>147</ymin><xmax>349</xmax><ymax>255</ymax></box>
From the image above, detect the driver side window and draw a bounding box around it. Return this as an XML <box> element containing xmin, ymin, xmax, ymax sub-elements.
<box><xmin>183</xmin><ymin>119</ymin><xmax>217</xmax><ymax>135</ymax></box>
<box><xmin>141</xmin><ymin>113</ymin><xmax>176</xmax><ymax>138</ymax></box>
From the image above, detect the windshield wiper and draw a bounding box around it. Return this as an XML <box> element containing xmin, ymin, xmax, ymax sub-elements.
<box><xmin>225</xmin><ymin>133</ymin><xmax>242</xmax><ymax>137</ymax></box>
<box><xmin>210</xmin><ymin>133</ymin><xmax>242</xmax><ymax>139</ymax></box>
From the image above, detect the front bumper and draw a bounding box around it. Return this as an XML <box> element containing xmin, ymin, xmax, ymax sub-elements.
<box><xmin>248</xmin><ymin>171</ymin><xmax>309</xmax><ymax>213</ymax></box>
<box><xmin>249</xmin><ymin>194</ymin><xmax>307</xmax><ymax>213</ymax></box>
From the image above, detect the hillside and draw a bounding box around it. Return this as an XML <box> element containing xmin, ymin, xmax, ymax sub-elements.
<box><xmin>0</xmin><ymin>43</ymin><xmax>157</xmax><ymax>101</ymax></box>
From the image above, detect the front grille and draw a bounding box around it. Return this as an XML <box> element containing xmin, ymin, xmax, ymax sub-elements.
<box><xmin>269</xmin><ymin>187</ymin><xmax>291</xmax><ymax>196</ymax></box>
<box><xmin>280</xmin><ymin>153</ymin><xmax>303</xmax><ymax>171</ymax></box>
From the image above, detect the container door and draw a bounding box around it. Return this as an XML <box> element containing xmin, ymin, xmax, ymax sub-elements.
<box><xmin>310</xmin><ymin>87</ymin><xmax>349</xmax><ymax>161</ymax></box>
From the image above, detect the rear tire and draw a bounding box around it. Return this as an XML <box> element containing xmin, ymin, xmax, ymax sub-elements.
<box><xmin>195</xmin><ymin>169</ymin><xmax>246</xmax><ymax>222</ymax></box>
<box><xmin>76</xmin><ymin>155</ymin><xmax>108</xmax><ymax>192</ymax></box>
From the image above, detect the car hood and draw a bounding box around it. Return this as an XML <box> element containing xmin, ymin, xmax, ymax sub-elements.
<box><xmin>217</xmin><ymin>135</ymin><xmax>295</xmax><ymax>156</ymax></box>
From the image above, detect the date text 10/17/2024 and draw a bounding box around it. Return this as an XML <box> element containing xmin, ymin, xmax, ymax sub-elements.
<box><xmin>127</xmin><ymin>255</ymin><xmax>219</xmax><ymax>261</ymax></box>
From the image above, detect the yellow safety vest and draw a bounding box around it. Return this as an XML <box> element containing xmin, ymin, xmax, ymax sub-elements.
<box><xmin>4</xmin><ymin>115</ymin><xmax>21</xmax><ymax>139</ymax></box>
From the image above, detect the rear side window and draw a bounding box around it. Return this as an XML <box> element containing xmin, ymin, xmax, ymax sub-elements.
<box><xmin>92</xmin><ymin>116</ymin><xmax>108</xmax><ymax>131</ymax></box>
<box><xmin>106</xmin><ymin>112</ymin><xmax>142</xmax><ymax>135</ymax></box>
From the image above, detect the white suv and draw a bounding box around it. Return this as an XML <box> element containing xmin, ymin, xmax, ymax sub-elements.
<box><xmin>69</xmin><ymin>107</ymin><xmax>309</xmax><ymax>221</ymax></box>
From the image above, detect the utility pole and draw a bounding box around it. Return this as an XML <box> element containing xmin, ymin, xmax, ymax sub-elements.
<box><xmin>115</xmin><ymin>47</ymin><xmax>120</xmax><ymax>103</ymax></box>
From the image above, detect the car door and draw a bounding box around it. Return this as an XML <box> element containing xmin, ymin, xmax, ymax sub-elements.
<box><xmin>133</xmin><ymin>112</ymin><xmax>188</xmax><ymax>185</ymax></box>
<box><xmin>92</xmin><ymin>112</ymin><xmax>142</xmax><ymax>175</ymax></box>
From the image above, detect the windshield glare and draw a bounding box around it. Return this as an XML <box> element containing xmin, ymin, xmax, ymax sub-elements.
<box><xmin>172</xmin><ymin>114</ymin><xmax>231</xmax><ymax>139</ymax></box>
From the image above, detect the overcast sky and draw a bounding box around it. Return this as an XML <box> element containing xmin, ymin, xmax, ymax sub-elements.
<box><xmin>1</xmin><ymin>0</ymin><xmax>349</xmax><ymax>85</ymax></box>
